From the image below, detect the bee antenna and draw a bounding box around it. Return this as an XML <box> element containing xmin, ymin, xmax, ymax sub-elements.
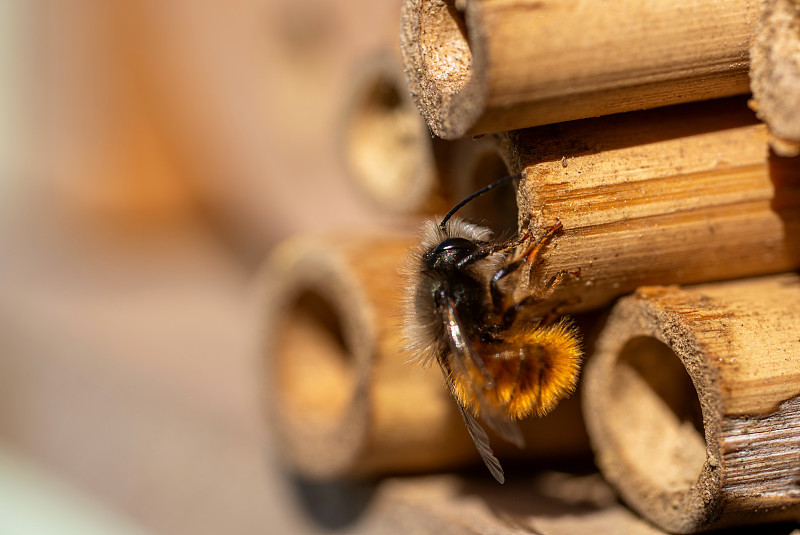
<box><xmin>438</xmin><ymin>174</ymin><xmax>522</xmax><ymax>231</ymax></box>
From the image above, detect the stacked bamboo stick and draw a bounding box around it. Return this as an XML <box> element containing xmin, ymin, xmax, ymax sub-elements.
<box><xmin>584</xmin><ymin>275</ymin><xmax>800</xmax><ymax>533</ymax></box>
<box><xmin>263</xmin><ymin>0</ymin><xmax>800</xmax><ymax>532</ymax></box>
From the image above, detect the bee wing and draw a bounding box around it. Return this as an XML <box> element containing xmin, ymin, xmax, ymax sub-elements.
<box><xmin>451</xmin><ymin>382</ymin><xmax>505</xmax><ymax>484</ymax></box>
<box><xmin>441</xmin><ymin>298</ymin><xmax>525</xmax><ymax>449</ymax></box>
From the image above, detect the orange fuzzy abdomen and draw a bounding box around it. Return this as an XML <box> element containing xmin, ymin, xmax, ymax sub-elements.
<box><xmin>453</xmin><ymin>320</ymin><xmax>583</xmax><ymax>420</ymax></box>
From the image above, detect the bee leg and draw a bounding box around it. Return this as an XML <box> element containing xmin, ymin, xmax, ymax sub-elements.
<box><xmin>490</xmin><ymin>220</ymin><xmax>564</xmax><ymax>312</ymax></box>
<box><xmin>521</xmin><ymin>219</ymin><xmax>563</xmax><ymax>264</ymax></box>
<box><xmin>538</xmin><ymin>268</ymin><xmax>580</xmax><ymax>299</ymax></box>
<box><xmin>456</xmin><ymin>231</ymin><xmax>531</xmax><ymax>270</ymax></box>
<box><xmin>501</xmin><ymin>268</ymin><xmax>580</xmax><ymax>327</ymax></box>
<box><xmin>494</xmin><ymin>231</ymin><xmax>532</xmax><ymax>255</ymax></box>
<box><xmin>538</xmin><ymin>295</ymin><xmax>582</xmax><ymax>326</ymax></box>
<box><xmin>490</xmin><ymin>259</ymin><xmax>525</xmax><ymax>311</ymax></box>
<box><xmin>501</xmin><ymin>295</ymin><xmax>537</xmax><ymax>328</ymax></box>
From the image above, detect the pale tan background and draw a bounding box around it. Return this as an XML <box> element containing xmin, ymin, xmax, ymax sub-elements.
<box><xmin>0</xmin><ymin>0</ymin><xmax>408</xmax><ymax>533</ymax></box>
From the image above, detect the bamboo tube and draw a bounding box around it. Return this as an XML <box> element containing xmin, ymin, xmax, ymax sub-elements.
<box><xmin>400</xmin><ymin>0</ymin><xmax>756</xmax><ymax>139</ymax></box>
<box><xmin>261</xmin><ymin>231</ymin><xmax>589</xmax><ymax>480</ymax></box>
<box><xmin>262</xmin><ymin>231</ymin><xmax>455</xmax><ymax>479</ymax></box>
<box><xmin>439</xmin><ymin>134</ymin><xmax>521</xmax><ymax>236</ymax></box>
<box><xmin>341</xmin><ymin>52</ymin><xmax>449</xmax><ymax>214</ymax></box>
<box><xmin>340</xmin><ymin>53</ymin><xmax>514</xmax><ymax>216</ymax></box>
<box><xmin>496</xmin><ymin>97</ymin><xmax>800</xmax><ymax>312</ymax></box>
<box><xmin>750</xmin><ymin>0</ymin><xmax>800</xmax><ymax>157</ymax></box>
<box><xmin>582</xmin><ymin>274</ymin><xmax>800</xmax><ymax>533</ymax></box>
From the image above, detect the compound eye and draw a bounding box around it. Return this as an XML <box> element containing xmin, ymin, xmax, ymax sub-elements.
<box><xmin>432</xmin><ymin>237</ymin><xmax>476</xmax><ymax>255</ymax></box>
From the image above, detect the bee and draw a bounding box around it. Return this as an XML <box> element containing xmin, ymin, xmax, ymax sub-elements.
<box><xmin>403</xmin><ymin>174</ymin><xmax>582</xmax><ymax>483</ymax></box>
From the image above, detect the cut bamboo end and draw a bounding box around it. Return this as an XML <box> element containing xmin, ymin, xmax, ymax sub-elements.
<box><xmin>750</xmin><ymin>0</ymin><xmax>800</xmax><ymax>157</ymax></box>
<box><xmin>500</xmin><ymin>97</ymin><xmax>800</xmax><ymax>312</ymax></box>
<box><xmin>340</xmin><ymin>59</ymin><xmax>517</xmax><ymax>219</ymax></box>
<box><xmin>400</xmin><ymin>0</ymin><xmax>755</xmax><ymax>139</ymax></box>
<box><xmin>261</xmin><ymin>231</ymin><xmax>590</xmax><ymax>480</ymax></box>
<box><xmin>582</xmin><ymin>274</ymin><xmax>800</xmax><ymax>533</ymax></box>
<box><xmin>261</xmin><ymin>231</ymin><xmax>470</xmax><ymax>479</ymax></box>
<box><xmin>341</xmin><ymin>53</ymin><xmax>447</xmax><ymax>214</ymax></box>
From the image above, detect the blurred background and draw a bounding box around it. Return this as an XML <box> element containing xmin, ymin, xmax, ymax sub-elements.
<box><xmin>0</xmin><ymin>0</ymin><xmax>406</xmax><ymax>532</ymax></box>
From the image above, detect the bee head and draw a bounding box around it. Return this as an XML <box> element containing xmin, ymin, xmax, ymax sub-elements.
<box><xmin>423</xmin><ymin>237</ymin><xmax>478</xmax><ymax>271</ymax></box>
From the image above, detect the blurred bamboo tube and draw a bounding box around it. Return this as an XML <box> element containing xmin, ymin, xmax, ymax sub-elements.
<box><xmin>340</xmin><ymin>55</ymin><xmax>514</xmax><ymax>218</ymax></box>
<box><xmin>440</xmin><ymin>134</ymin><xmax>520</xmax><ymax>236</ymax></box>
<box><xmin>497</xmin><ymin>97</ymin><xmax>800</xmax><ymax>312</ymax></box>
<box><xmin>341</xmin><ymin>53</ymin><xmax>448</xmax><ymax>214</ymax></box>
<box><xmin>340</xmin><ymin>53</ymin><xmax>527</xmax><ymax>220</ymax></box>
<box><xmin>341</xmin><ymin>67</ymin><xmax>514</xmax><ymax>218</ymax></box>
<box><xmin>261</xmin><ymin>232</ymin><xmax>589</xmax><ymax>480</ymax></box>
<box><xmin>750</xmin><ymin>0</ymin><xmax>800</xmax><ymax>157</ymax></box>
<box><xmin>582</xmin><ymin>274</ymin><xmax>800</xmax><ymax>533</ymax></box>
<box><xmin>400</xmin><ymin>0</ymin><xmax>756</xmax><ymax>139</ymax></box>
<box><xmin>262</xmin><ymin>231</ymin><xmax>453</xmax><ymax>479</ymax></box>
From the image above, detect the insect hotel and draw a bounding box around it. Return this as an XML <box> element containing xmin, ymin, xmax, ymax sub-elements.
<box><xmin>264</xmin><ymin>0</ymin><xmax>800</xmax><ymax>533</ymax></box>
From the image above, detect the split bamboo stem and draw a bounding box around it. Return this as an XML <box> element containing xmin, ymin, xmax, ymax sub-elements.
<box><xmin>261</xmin><ymin>231</ymin><xmax>588</xmax><ymax>480</ymax></box>
<box><xmin>582</xmin><ymin>274</ymin><xmax>800</xmax><ymax>533</ymax></box>
<box><xmin>749</xmin><ymin>0</ymin><xmax>800</xmax><ymax>157</ymax></box>
<box><xmin>400</xmin><ymin>0</ymin><xmax>757</xmax><ymax>139</ymax></box>
<box><xmin>497</xmin><ymin>97</ymin><xmax>800</xmax><ymax>312</ymax></box>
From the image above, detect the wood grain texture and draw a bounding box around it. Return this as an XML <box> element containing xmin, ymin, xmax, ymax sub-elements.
<box><xmin>582</xmin><ymin>274</ymin><xmax>800</xmax><ymax>533</ymax></box>
<box><xmin>261</xmin><ymin>232</ymin><xmax>589</xmax><ymax>480</ymax></box>
<box><xmin>400</xmin><ymin>0</ymin><xmax>756</xmax><ymax>139</ymax></box>
<box><xmin>495</xmin><ymin>97</ymin><xmax>800</xmax><ymax>312</ymax></box>
<box><xmin>750</xmin><ymin>0</ymin><xmax>800</xmax><ymax>156</ymax></box>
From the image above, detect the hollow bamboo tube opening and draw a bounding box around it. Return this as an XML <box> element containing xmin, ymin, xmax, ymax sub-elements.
<box><xmin>608</xmin><ymin>337</ymin><xmax>706</xmax><ymax>495</ymax></box>
<box><xmin>449</xmin><ymin>141</ymin><xmax>519</xmax><ymax>237</ymax></box>
<box><xmin>342</xmin><ymin>54</ymin><xmax>443</xmax><ymax>213</ymax></box>
<box><xmin>277</xmin><ymin>292</ymin><xmax>355</xmax><ymax>431</ymax></box>
<box><xmin>263</xmin><ymin>232</ymin><xmax>488</xmax><ymax>479</ymax></box>
<box><xmin>583</xmin><ymin>275</ymin><xmax>800</xmax><ymax>533</ymax></box>
<box><xmin>267</xmin><ymin>246</ymin><xmax>374</xmax><ymax>479</ymax></box>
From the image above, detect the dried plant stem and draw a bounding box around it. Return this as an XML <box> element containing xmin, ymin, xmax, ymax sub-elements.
<box><xmin>400</xmin><ymin>0</ymin><xmax>756</xmax><ymax>138</ymax></box>
<box><xmin>498</xmin><ymin>98</ymin><xmax>800</xmax><ymax>312</ymax></box>
<box><xmin>583</xmin><ymin>274</ymin><xmax>800</xmax><ymax>533</ymax></box>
